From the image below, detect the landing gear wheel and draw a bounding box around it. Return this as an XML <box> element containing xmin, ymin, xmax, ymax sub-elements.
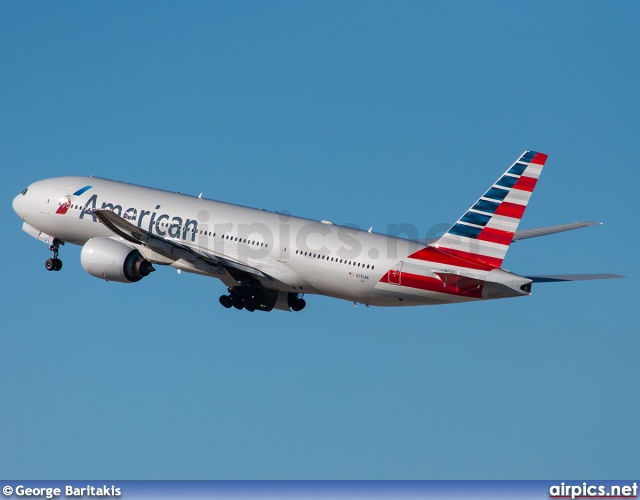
<box><xmin>219</xmin><ymin>295</ymin><xmax>232</xmax><ymax>308</ymax></box>
<box><xmin>231</xmin><ymin>295</ymin><xmax>243</xmax><ymax>310</ymax></box>
<box><xmin>225</xmin><ymin>285</ymin><xmax>269</xmax><ymax>312</ymax></box>
<box><xmin>252</xmin><ymin>289</ymin><xmax>265</xmax><ymax>306</ymax></box>
<box><xmin>46</xmin><ymin>258</ymin><xmax>63</xmax><ymax>271</ymax></box>
<box><xmin>291</xmin><ymin>298</ymin><xmax>306</xmax><ymax>312</ymax></box>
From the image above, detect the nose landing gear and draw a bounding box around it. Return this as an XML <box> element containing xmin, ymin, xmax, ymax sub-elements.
<box><xmin>45</xmin><ymin>239</ymin><xmax>63</xmax><ymax>272</ymax></box>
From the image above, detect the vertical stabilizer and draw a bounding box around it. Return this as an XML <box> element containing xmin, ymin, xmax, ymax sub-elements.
<box><xmin>411</xmin><ymin>151</ymin><xmax>548</xmax><ymax>269</ymax></box>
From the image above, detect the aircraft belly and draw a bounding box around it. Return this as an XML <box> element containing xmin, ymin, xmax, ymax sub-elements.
<box><xmin>314</xmin><ymin>280</ymin><xmax>374</xmax><ymax>303</ymax></box>
<box><xmin>370</xmin><ymin>283</ymin><xmax>481</xmax><ymax>306</ymax></box>
<box><xmin>292</xmin><ymin>263</ymin><xmax>375</xmax><ymax>303</ymax></box>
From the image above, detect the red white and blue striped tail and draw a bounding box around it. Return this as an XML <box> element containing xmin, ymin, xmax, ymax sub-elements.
<box><xmin>412</xmin><ymin>150</ymin><xmax>548</xmax><ymax>269</ymax></box>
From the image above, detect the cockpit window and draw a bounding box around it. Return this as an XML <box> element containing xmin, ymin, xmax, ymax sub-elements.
<box><xmin>21</xmin><ymin>188</ymin><xmax>28</xmax><ymax>195</ymax></box>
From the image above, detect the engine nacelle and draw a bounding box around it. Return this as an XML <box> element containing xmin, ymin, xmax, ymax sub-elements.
<box><xmin>81</xmin><ymin>237</ymin><xmax>154</xmax><ymax>283</ymax></box>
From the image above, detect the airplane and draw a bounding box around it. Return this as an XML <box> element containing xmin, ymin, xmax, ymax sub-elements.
<box><xmin>11</xmin><ymin>151</ymin><xmax>622</xmax><ymax>312</ymax></box>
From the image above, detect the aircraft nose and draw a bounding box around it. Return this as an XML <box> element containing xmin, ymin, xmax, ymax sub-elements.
<box><xmin>13</xmin><ymin>191</ymin><xmax>26</xmax><ymax>218</ymax></box>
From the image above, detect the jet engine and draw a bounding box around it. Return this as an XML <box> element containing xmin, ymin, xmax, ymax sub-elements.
<box><xmin>80</xmin><ymin>237</ymin><xmax>154</xmax><ymax>283</ymax></box>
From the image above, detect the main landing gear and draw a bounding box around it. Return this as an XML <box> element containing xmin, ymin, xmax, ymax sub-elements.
<box><xmin>218</xmin><ymin>287</ymin><xmax>307</xmax><ymax>312</ymax></box>
<box><xmin>219</xmin><ymin>286</ymin><xmax>267</xmax><ymax>312</ymax></box>
<box><xmin>288</xmin><ymin>293</ymin><xmax>306</xmax><ymax>312</ymax></box>
<box><xmin>45</xmin><ymin>239</ymin><xmax>63</xmax><ymax>272</ymax></box>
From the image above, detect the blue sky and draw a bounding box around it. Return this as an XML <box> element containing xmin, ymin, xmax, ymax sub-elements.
<box><xmin>1</xmin><ymin>1</ymin><xmax>638</xmax><ymax>479</ymax></box>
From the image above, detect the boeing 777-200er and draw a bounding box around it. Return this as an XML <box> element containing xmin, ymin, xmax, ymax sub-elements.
<box><xmin>12</xmin><ymin>151</ymin><xmax>622</xmax><ymax>312</ymax></box>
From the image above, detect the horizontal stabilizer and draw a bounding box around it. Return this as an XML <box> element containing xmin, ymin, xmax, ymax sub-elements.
<box><xmin>526</xmin><ymin>274</ymin><xmax>624</xmax><ymax>283</ymax></box>
<box><xmin>513</xmin><ymin>222</ymin><xmax>601</xmax><ymax>241</ymax></box>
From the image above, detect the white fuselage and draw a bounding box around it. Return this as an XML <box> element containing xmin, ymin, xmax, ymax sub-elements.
<box><xmin>12</xmin><ymin>176</ymin><xmax>530</xmax><ymax>308</ymax></box>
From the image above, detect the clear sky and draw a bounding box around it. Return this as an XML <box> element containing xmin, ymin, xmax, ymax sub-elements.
<box><xmin>1</xmin><ymin>1</ymin><xmax>638</xmax><ymax>479</ymax></box>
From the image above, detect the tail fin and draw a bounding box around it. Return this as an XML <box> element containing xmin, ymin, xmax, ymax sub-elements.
<box><xmin>412</xmin><ymin>151</ymin><xmax>548</xmax><ymax>269</ymax></box>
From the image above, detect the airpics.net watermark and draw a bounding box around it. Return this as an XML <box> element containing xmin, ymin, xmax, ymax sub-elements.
<box><xmin>2</xmin><ymin>485</ymin><xmax>121</xmax><ymax>498</ymax></box>
<box><xmin>549</xmin><ymin>481</ymin><xmax>638</xmax><ymax>499</ymax></box>
<box><xmin>167</xmin><ymin>209</ymin><xmax>453</xmax><ymax>261</ymax></box>
<box><xmin>178</xmin><ymin>211</ymin><xmax>453</xmax><ymax>261</ymax></box>
<box><xmin>82</xmin><ymin>191</ymin><xmax>455</xmax><ymax>261</ymax></box>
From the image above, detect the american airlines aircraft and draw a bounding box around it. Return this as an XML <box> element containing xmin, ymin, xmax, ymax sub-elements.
<box><xmin>12</xmin><ymin>151</ymin><xmax>622</xmax><ymax>312</ymax></box>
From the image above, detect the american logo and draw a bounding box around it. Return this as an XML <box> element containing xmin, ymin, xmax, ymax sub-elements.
<box><xmin>55</xmin><ymin>185</ymin><xmax>93</xmax><ymax>215</ymax></box>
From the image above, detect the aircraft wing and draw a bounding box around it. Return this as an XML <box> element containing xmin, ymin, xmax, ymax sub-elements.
<box><xmin>512</xmin><ymin>221</ymin><xmax>601</xmax><ymax>241</ymax></box>
<box><xmin>93</xmin><ymin>209</ymin><xmax>270</xmax><ymax>280</ymax></box>
<box><xmin>525</xmin><ymin>274</ymin><xmax>624</xmax><ymax>283</ymax></box>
